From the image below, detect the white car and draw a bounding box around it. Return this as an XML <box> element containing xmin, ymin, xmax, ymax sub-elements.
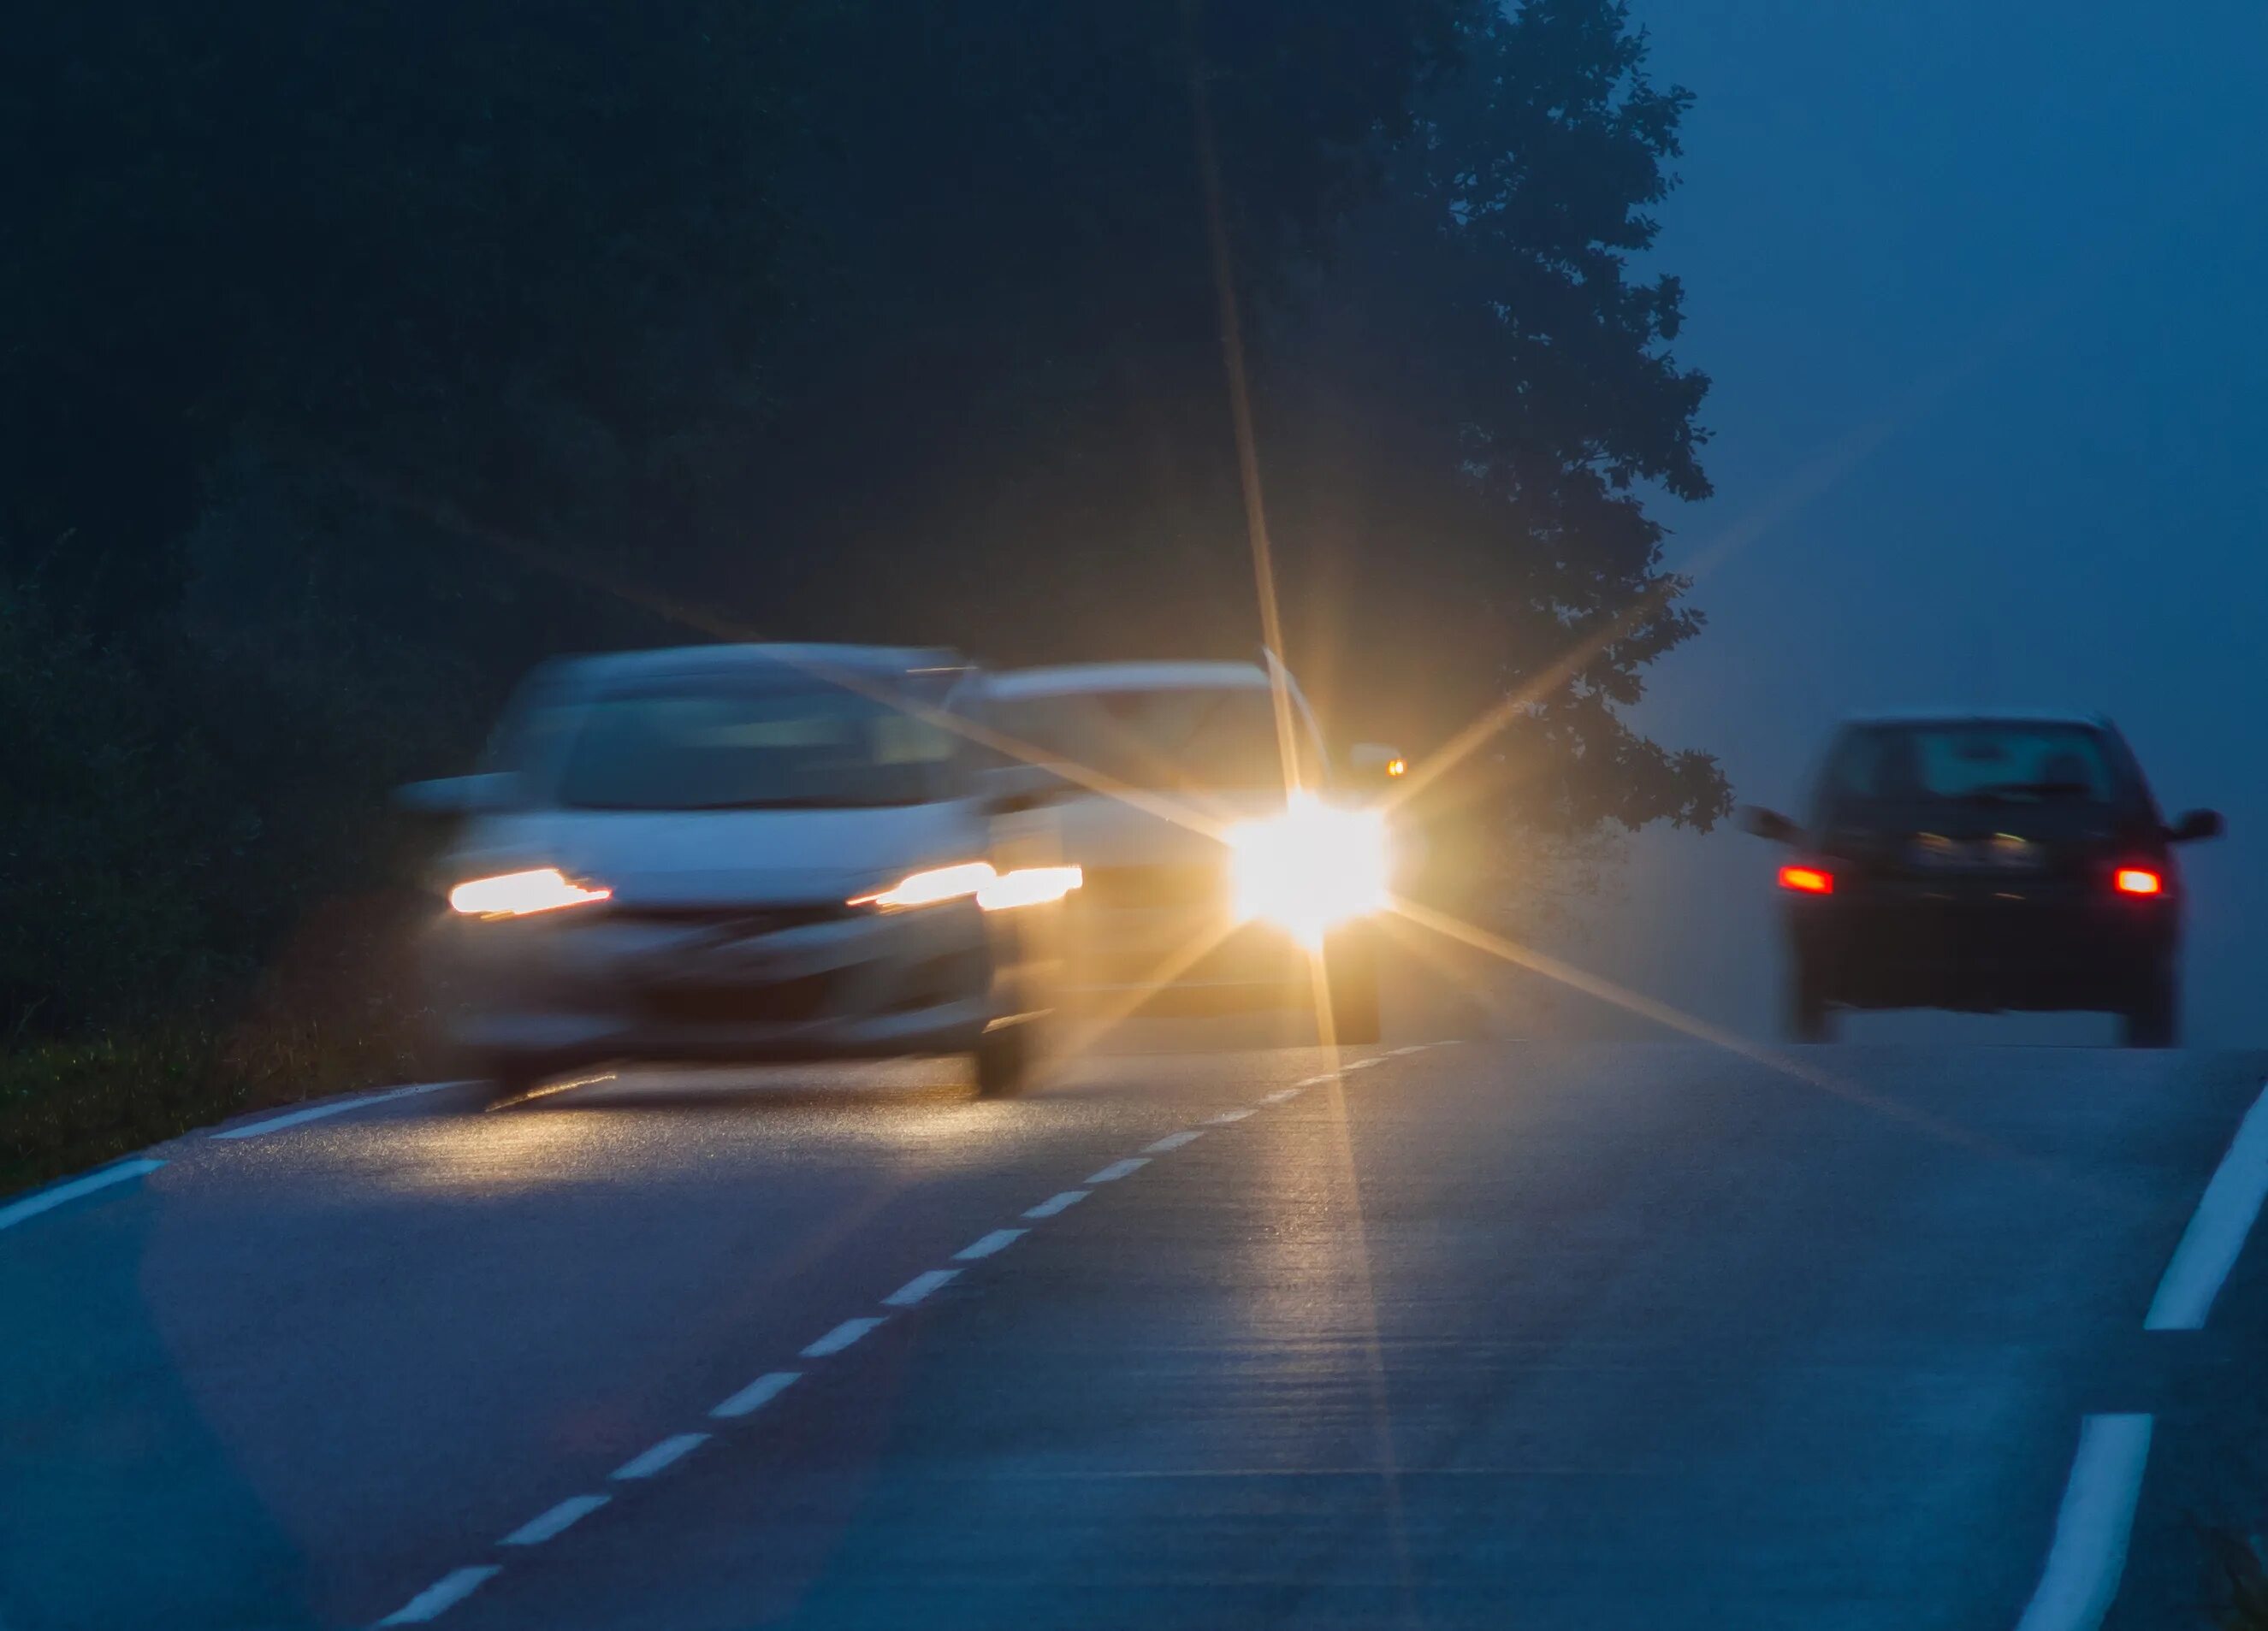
<box><xmin>398</xmin><ymin>644</ymin><xmax>1071</xmax><ymax>1102</ymax></box>
<box><xmin>981</xmin><ymin>659</ymin><xmax>1402</xmax><ymax>1043</ymax></box>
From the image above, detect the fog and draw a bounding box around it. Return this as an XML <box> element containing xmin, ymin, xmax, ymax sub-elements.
<box><xmin>1565</xmin><ymin>1</ymin><xmax>2268</xmax><ymax>1044</ymax></box>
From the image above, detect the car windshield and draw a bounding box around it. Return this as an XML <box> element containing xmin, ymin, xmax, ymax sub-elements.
<box><xmin>990</xmin><ymin>687</ymin><xmax>1313</xmax><ymax>793</ymax></box>
<box><xmin>1821</xmin><ymin>723</ymin><xmax>2117</xmax><ymax>809</ymax></box>
<box><xmin>554</xmin><ymin>678</ymin><xmax>960</xmax><ymax>811</ymax></box>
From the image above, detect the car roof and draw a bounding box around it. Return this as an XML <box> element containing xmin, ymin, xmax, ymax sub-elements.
<box><xmin>1839</xmin><ymin>708</ymin><xmax>2112</xmax><ymax>730</ymax></box>
<box><xmin>985</xmin><ymin>661</ymin><xmax>1274</xmax><ymax>699</ymax></box>
<box><xmin>550</xmin><ymin>642</ymin><xmax>968</xmax><ymax>687</ymax></box>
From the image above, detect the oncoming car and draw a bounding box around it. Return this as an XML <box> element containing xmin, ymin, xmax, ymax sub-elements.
<box><xmin>981</xmin><ymin>660</ymin><xmax>1404</xmax><ymax>1043</ymax></box>
<box><xmin>398</xmin><ymin>645</ymin><xmax>1073</xmax><ymax>1102</ymax></box>
<box><xmin>1744</xmin><ymin>712</ymin><xmax>2222</xmax><ymax>1046</ymax></box>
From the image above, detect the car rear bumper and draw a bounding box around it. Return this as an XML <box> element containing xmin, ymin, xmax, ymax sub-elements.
<box><xmin>1790</xmin><ymin>894</ymin><xmax>2176</xmax><ymax>1012</ymax></box>
<box><xmin>425</xmin><ymin>899</ymin><xmax>999</xmax><ymax>1068</ymax></box>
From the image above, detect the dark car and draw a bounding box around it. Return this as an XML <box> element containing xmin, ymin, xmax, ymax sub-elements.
<box><xmin>1742</xmin><ymin>712</ymin><xmax>2222</xmax><ymax>1047</ymax></box>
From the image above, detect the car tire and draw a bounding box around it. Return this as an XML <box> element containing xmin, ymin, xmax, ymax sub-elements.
<box><xmin>470</xmin><ymin>1055</ymin><xmax>553</xmax><ymax>1108</ymax></box>
<box><xmin>1787</xmin><ymin>964</ymin><xmax>1836</xmax><ymax>1043</ymax></box>
<box><xmin>1322</xmin><ymin>932</ymin><xmax>1383</xmax><ymax>1045</ymax></box>
<box><xmin>2120</xmin><ymin>972</ymin><xmax>2178</xmax><ymax>1049</ymax></box>
<box><xmin>974</xmin><ymin>1024</ymin><xmax>1034</xmax><ymax>1099</ymax></box>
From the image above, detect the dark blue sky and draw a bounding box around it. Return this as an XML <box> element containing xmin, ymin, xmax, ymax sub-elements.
<box><xmin>1570</xmin><ymin>1</ymin><xmax>2268</xmax><ymax>1042</ymax></box>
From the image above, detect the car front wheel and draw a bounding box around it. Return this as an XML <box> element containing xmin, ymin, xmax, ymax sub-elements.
<box><xmin>974</xmin><ymin>1023</ymin><xmax>1036</xmax><ymax>1098</ymax></box>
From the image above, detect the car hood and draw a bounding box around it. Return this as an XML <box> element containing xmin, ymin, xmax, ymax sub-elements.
<box><xmin>1040</xmin><ymin>789</ymin><xmax>1291</xmax><ymax>867</ymax></box>
<box><xmin>447</xmin><ymin>803</ymin><xmax>986</xmax><ymax>907</ymax></box>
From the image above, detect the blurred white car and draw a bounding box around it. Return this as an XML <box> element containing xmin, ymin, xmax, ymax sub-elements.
<box><xmin>399</xmin><ymin>644</ymin><xmax>1071</xmax><ymax>1101</ymax></box>
<box><xmin>982</xmin><ymin>659</ymin><xmax>1402</xmax><ymax>1043</ymax></box>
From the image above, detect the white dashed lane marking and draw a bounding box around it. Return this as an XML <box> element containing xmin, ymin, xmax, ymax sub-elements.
<box><xmin>0</xmin><ymin>1158</ymin><xmax>164</xmax><ymax>1233</ymax></box>
<box><xmin>884</xmin><ymin>1268</ymin><xmax>961</xmax><ymax>1307</ymax></box>
<box><xmin>2145</xmin><ymin>1078</ymin><xmax>2268</xmax><ymax>1331</ymax></box>
<box><xmin>610</xmin><ymin>1433</ymin><xmax>709</xmax><ymax>1482</ymax></box>
<box><xmin>1144</xmin><ymin>1130</ymin><xmax>1204</xmax><ymax>1153</ymax></box>
<box><xmin>500</xmin><ymin>1494</ymin><xmax>609</xmax><ymax>1547</ymax></box>
<box><xmin>801</xmin><ymin>1316</ymin><xmax>886</xmax><ymax>1358</ymax></box>
<box><xmin>711</xmin><ymin>1371</ymin><xmax>800</xmax><ymax>1420</ymax></box>
<box><xmin>1023</xmin><ymin>1190</ymin><xmax>1089</xmax><ymax>1219</ymax></box>
<box><xmin>953</xmin><ymin>1228</ymin><xmax>1026</xmax><ymax>1262</ymax></box>
<box><xmin>358</xmin><ymin>1062</ymin><xmax>1342</xmax><ymax>1620</ymax></box>
<box><xmin>376</xmin><ymin>1565</ymin><xmax>500</xmax><ymax>1625</ymax></box>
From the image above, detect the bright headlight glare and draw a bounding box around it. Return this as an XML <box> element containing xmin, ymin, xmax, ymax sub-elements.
<box><xmin>449</xmin><ymin>867</ymin><xmax>612</xmax><ymax>919</ymax></box>
<box><xmin>1228</xmin><ymin>795</ymin><xmax>1389</xmax><ymax>946</ymax></box>
<box><xmin>977</xmin><ymin>864</ymin><xmax>1083</xmax><ymax>912</ymax></box>
<box><xmin>853</xmin><ymin>860</ymin><xmax>998</xmax><ymax>910</ymax></box>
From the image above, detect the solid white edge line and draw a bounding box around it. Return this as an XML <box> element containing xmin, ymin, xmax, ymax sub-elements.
<box><xmin>1144</xmin><ymin>1130</ymin><xmax>1203</xmax><ymax>1153</ymax></box>
<box><xmin>801</xmin><ymin>1315</ymin><xmax>887</xmax><ymax>1357</ymax></box>
<box><xmin>376</xmin><ymin>1564</ymin><xmax>501</xmax><ymax>1625</ymax></box>
<box><xmin>1260</xmin><ymin>1088</ymin><xmax>1305</xmax><ymax>1103</ymax></box>
<box><xmin>500</xmin><ymin>1493</ymin><xmax>610</xmax><ymax>1547</ymax></box>
<box><xmin>953</xmin><ymin>1228</ymin><xmax>1027</xmax><ymax>1262</ymax></box>
<box><xmin>1023</xmin><ymin>1189</ymin><xmax>1089</xmax><ymax>1218</ymax></box>
<box><xmin>2145</xmin><ymin>1078</ymin><xmax>2268</xmax><ymax>1331</ymax></box>
<box><xmin>2014</xmin><ymin>1413</ymin><xmax>2153</xmax><ymax>1631</ymax></box>
<box><xmin>1085</xmin><ymin>1157</ymin><xmax>1150</xmax><ymax>1184</ymax></box>
<box><xmin>212</xmin><ymin>1081</ymin><xmax>459</xmax><ymax>1140</ymax></box>
<box><xmin>884</xmin><ymin>1268</ymin><xmax>962</xmax><ymax>1306</ymax></box>
<box><xmin>711</xmin><ymin>1370</ymin><xmax>801</xmax><ymax>1419</ymax></box>
<box><xmin>0</xmin><ymin>1158</ymin><xmax>164</xmax><ymax>1233</ymax></box>
<box><xmin>609</xmin><ymin>1432</ymin><xmax>709</xmax><ymax>1481</ymax></box>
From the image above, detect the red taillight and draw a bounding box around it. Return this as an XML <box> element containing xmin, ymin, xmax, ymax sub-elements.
<box><xmin>2114</xmin><ymin>866</ymin><xmax>2163</xmax><ymax>896</ymax></box>
<box><xmin>1778</xmin><ymin>864</ymin><xmax>1834</xmax><ymax>895</ymax></box>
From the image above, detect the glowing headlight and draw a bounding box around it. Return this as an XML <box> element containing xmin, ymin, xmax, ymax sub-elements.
<box><xmin>976</xmin><ymin>865</ymin><xmax>1083</xmax><ymax>912</ymax></box>
<box><xmin>449</xmin><ymin>867</ymin><xmax>612</xmax><ymax>919</ymax></box>
<box><xmin>852</xmin><ymin>861</ymin><xmax>998</xmax><ymax>910</ymax></box>
<box><xmin>1227</xmin><ymin>795</ymin><xmax>1390</xmax><ymax>946</ymax></box>
<box><xmin>854</xmin><ymin>860</ymin><xmax>1085</xmax><ymax>913</ymax></box>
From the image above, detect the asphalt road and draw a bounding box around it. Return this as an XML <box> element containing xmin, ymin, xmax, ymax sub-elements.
<box><xmin>3</xmin><ymin>1028</ymin><xmax>2265</xmax><ymax>1630</ymax></box>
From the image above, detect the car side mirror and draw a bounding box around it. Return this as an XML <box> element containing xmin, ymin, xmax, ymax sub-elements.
<box><xmin>2169</xmin><ymin>808</ymin><xmax>2224</xmax><ymax>843</ymax></box>
<box><xmin>393</xmin><ymin>772</ymin><xmax>523</xmax><ymax>817</ymax></box>
<box><xmin>1741</xmin><ymin>806</ymin><xmax>1802</xmax><ymax>844</ymax></box>
<box><xmin>1347</xmin><ymin>742</ymin><xmax>1409</xmax><ymax>788</ymax></box>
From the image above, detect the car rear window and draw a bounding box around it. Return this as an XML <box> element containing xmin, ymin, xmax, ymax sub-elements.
<box><xmin>1820</xmin><ymin>723</ymin><xmax>2118</xmax><ymax>809</ymax></box>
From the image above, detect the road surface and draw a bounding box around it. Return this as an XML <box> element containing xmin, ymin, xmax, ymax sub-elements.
<box><xmin>3</xmin><ymin>1033</ymin><xmax>2265</xmax><ymax>1629</ymax></box>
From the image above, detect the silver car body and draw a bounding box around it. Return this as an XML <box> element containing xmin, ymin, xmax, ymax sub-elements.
<box><xmin>983</xmin><ymin>660</ymin><xmax>1332</xmax><ymax>1013</ymax></box>
<box><xmin>423</xmin><ymin>644</ymin><xmax>1017</xmax><ymax>1076</ymax></box>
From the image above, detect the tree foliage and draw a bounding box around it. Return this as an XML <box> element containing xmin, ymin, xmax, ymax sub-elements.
<box><xmin>0</xmin><ymin>0</ymin><xmax>1723</xmax><ymax>1073</ymax></box>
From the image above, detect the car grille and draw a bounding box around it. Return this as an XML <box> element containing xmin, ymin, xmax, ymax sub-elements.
<box><xmin>605</xmin><ymin>904</ymin><xmax>858</xmax><ymax>935</ymax></box>
<box><xmin>638</xmin><ymin>972</ymin><xmax>835</xmax><ymax>1025</ymax></box>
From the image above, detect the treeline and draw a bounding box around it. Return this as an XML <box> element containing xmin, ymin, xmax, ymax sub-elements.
<box><xmin>0</xmin><ymin>0</ymin><xmax>1725</xmax><ymax>1173</ymax></box>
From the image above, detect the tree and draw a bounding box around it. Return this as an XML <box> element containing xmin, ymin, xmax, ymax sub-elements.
<box><xmin>1269</xmin><ymin>0</ymin><xmax>1726</xmax><ymax>836</ymax></box>
<box><xmin>0</xmin><ymin>0</ymin><xmax>812</xmax><ymax>647</ymax></box>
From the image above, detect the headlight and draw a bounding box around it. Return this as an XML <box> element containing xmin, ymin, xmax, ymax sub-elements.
<box><xmin>853</xmin><ymin>861</ymin><xmax>1086</xmax><ymax>912</ymax></box>
<box><xmin>851</xmin><ymin>861</ymin><xmax>997</xmax><ymax>910</ymax></box>
<box><xmin>1227</xmin><ymin>795</ymin><xmax>1389</xmax><ymax>946</ymax></box>
<box><xmin>449</xmin><ymin>867</ymin><xmax>612</xmax><ymax>919</ymax></box>
<box><xmin>976</xmin><ymin>865</ymin><xmax>1083</xmax><ymax>911</ymax></box>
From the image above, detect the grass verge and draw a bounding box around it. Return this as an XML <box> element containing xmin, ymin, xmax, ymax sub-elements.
<box><xmin>1</xmin><ymin>1010</ymin><xmax>424</xmax><ymax>1196</ymax></box>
